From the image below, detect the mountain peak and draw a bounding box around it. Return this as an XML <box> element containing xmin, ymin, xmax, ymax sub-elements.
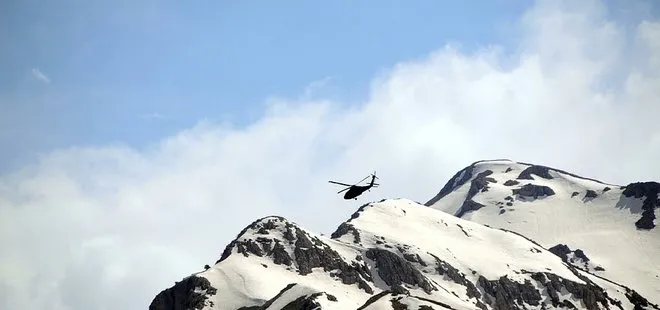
<box><xmin>149</xmin><ymin>161</ymin><xmax>660</xmax><ymax>309</ymax></box>
<box><xmin>426</xmin><ymin>159</ymin><xmax>660</xmax><ymax>303</ymax></box>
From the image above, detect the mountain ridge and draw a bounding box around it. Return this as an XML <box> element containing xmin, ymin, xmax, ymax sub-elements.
<box><xmin>149</xmin><ymin>159</ymin><xmax>660</xmax><ymax>310</ymax></box>
<box><xmin>425</xmin><ymin>159</ymin><xmax>660</xmax><ymax>304</ymax></box>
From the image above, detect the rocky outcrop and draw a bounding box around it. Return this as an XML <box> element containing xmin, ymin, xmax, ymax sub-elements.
<box><xmin>478</xmin><ymin>275</ymin><xmax>542</xmax><ymax>309</ymax></box>
<box><xmin>549</xmin><ymin>244</ymin><xmax>584</xmax><ymax>261</ymax></box>
<box><xmin>148</xmin><ymin>276</ymin><xmax>217</xmax><ymax>310</ymax></box>
<box><xmin>622</xmin><ymin>182</ymin><xmax>660</xmax><ymax>229</ymax></box>
<box><xmin>585</xmin><ymin>190</ymin><xmax>598</xmax><ymax>199</ymax></box>
<box><xmin>428</xmin><ymin>253</ymin><xmax>481</xmax><ymax>301</ymax></box>
<box><xmin>549</xmin><ymin>243</ymin><xmax>607</xmax><ymax>272</ymax></box>
<box><xmin>331</xmin><ymin>222</ymin><xmax>361</xmax><ymax>244</ymax></box>
<box><xmin>512</xmin><ymin>183</ymin><xmax>555</xmax><ymax>199</ymax></box>
<box><xmin>517</xmin><ymin>165</ymin><xmax>553</xmax><ymax>180</ymax></box>
<box><xmin>517</xmin><ymin>161</ymin><xmax>612</xmax><ymax>185</ymax></box>
<box><xmin>365</xmin><ymin>248</ymin><xmax>436</xmax><ymax>294</ymax></box>
<box><xmin>278</xmin><ymin>293</ymin><xmax>332</xmax><ymax>310</ymax></box>
<box><xmin>292</xmin><ymin>227</ymin><xmax>373</xmax><ymax>294</ymax></box>
<box><xmin>477</xmin><ymin>271</ymin><xmax>619</xmax><ymax>310</ymax></box>
<box><xmin>425</xmin><ymin>164</ymin><xmax>477</xmax><ymax>206</ymax></box>
<box><xmin>625</xmin><ymin>287</ymin><xmax>660</xmax><ymax>310</ymax></box>
<box><xmin>216</xmin><ymin>216</ymin><xmax>374</xmax><ymax>294</ymax></box>
<box><xmin>528</xmin><ymin>272</ymin><xmax>611</xmax><ymax>310</ymax></box>
<box><xmin>357</xmin><ymin>291</ymin><xmax>458</xmax><ymax>310</ymax></box>
<box><xmin>243</xmin><ymin>283</ymin><xmax>338</xmax><ymax>310</ymax></box>
<box><xmin>455</xmin><ymin>170</ymin><xmax>497</xmax><ymax>217</ymax></box>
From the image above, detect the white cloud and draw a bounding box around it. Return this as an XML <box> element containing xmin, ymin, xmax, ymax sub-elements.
<box><xmin>2</xmin><ymin>0</ymin><xmax>660</xmax><ymax>309</ymax></box>
<box><xmin>139</xmin><ymin>112</ymin><xmax>168</xmax><ymax>120</ymax></box>
<box><xmin>31</xmin><ymin>68</ymin><xmax>50</xmax><ymax>84</ymax></box>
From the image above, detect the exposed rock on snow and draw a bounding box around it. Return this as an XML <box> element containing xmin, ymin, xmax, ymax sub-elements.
<box><xmin>548</xmin><ymin>244</ymin><xmax>605</xmax><ymax>273</ymax></box>
<box><xmin>150</xmin><ymin>159</ymin><xmax>659</xmax><ymax>310</ymax></box>
<box><xmin>426</xmin><ymin>159</ymin><xmax>660</xmax><ymax>305</ymax></box>
<box><xmin>149</xmin><ymin>275</ymin><xmax>217</xmax><ymax>310</ymax></box>
<box><xmin>622</xmin><ymin>181</ymin><xmax>660</xmax><ymax>229</ymax></box>
<box><xmin>517</xmin><ymin>165</ymin><xmax>553</xmax><ymax>180</ymax></box>
<box><xmin>512</xmin><ymin>183</ymin><xmax>555</xmax><ymax>200</ymax></box>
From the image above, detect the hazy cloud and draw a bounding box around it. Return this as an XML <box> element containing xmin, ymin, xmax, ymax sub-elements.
<box><xmin>1</xmin><ymin>1</ymin><xmax>659</xmax><ymax>309</ymax></box>
<box><xmin>31</xmin><ymin>68</ymin><xmax>50</xmax><ymax>83</ymax></box>
<box><xmin>139</xmin><ymin>113</ymin><xmax>168</xmax><ymax>120</ymax></box>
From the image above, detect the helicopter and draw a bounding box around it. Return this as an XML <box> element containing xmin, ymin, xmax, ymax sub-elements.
<box><xmin>328</xmin><ymin>172</ymin><xmax>379</xmax><ymax>200</ymax></box>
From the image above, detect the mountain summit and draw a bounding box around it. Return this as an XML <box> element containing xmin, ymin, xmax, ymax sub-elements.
<box><xmin>149</xmin><ymin>159</ymin><xmax>660</xmax><ymax>310</ymax></box>
<box><xmin>425</xmin><ymin>159</ymin><xmax>660</xmax><ymax>302</ymax></box>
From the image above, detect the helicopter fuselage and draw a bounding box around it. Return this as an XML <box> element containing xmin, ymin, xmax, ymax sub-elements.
<box><xmin>343</xmin><ymin>185</ymin><xmax>371</xmax><ymax>200</ymax></box>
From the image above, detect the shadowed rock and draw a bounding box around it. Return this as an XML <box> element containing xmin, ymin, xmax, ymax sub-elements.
<box><xmin>428</xmin><ymin>253</ymin><xmax>482</xmax><ymax>301</ymax></box>
<box><xmin>529</xmin><ymin>272</ymin><xmax>611</xmax><ymax>310</ymax></box>
<box><xmin>331</xmin><ymin>222</ymin><xmax>361</xmax><ymax>244</ymax></box>
<box><xmin>365</xmin><ymin>248</ymin><xmax>436</xmax><ymax>294</ymax></box>
<box><xmin>512</xmin><ymin>183</ymin><xmax>555</xmax><ymax>199</ymax></box>
<box><xmin>149</xmin><ymin>276</ymin><xmax>217</xmax><ymax>310</ymax></box>
<box><xmin>425</xmin><ymin>165</ymin><xmax>477</xmax><ymax>206</ymax></box>
<box><xmin>517</xmin><ymin>165</ymin><xmax>553</xmax><ymax>180</ymax></box>
<box><xmin>291</xmin><ymin>227</ymin><xmax>373</xmax><ymax>293</ymax></box>
<box><xmin>478</xmin><ymin>275</ymin><xmax>542</xmax><ymax>310</ymax></box>
<box><xmin>623</xmin><ymin>182</ymin><xmax>660</xmax><ymax>230</ymax></box>
<box><xmin>585</xmin><ymin>190</ymin><xmax>598</xmax><ymax>199</ymax></box>
<box><xmin>455</xmin><ymin>170</ymin><xmax>494</xmax><ymax>217</ymax></box>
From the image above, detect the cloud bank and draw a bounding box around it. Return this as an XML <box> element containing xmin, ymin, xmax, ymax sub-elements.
<box><xmin>1</xmin><ymin>0</ymin><xmax>659</xmax><ymax>309</ymax></box>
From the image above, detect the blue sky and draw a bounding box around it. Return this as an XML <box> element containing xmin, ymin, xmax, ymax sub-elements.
<box><xmin>1</xmin><ymin>0</ymin><xmax>536</xmax><ymax>171</ymax></box>
<box><xmin>2</xmin><ymin>1</ymin><xmax>660</xmax><ymax>309</ymax></box>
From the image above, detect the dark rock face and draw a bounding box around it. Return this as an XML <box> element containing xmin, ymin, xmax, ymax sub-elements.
<box><xmin>390</xmin><ymin>298</ymin><xmax>409</xmax><ymax>310</ymax></box>
<box><xmin>149</xmin><ymin>276</ymin><xmax>217</xmax><ymax>310</ymax></box>
<box><xmin>548</xmin><ymin>244</ymin><xmax>571</xmax><ymax>261</ymax></box>
<box><xmin>585</xmin><ymin>190</ymin><xmax>598</xmax><ymax>199</ymax></box>
<box><xmin>548</xmin><ymin>244</ymin><xmax>600</xmax><ymax>271</ymax></box>
<box><xmin>517</xmin><ymin>165</ymin><xmax>554</xmax><ymax>180</ymax></box>
<box><xmin>365</xmin><ymin>248</ymin><xmax>436</xmax><ymax>294</ymax></box>
<box><xmin>457</xmin><ymin>200</ymin><xmax>486</xmax><ymax>217</ymax></box>
<box><xmin>625</xmin><ymin>287</ymin><xmax>660</xmax><ymax>310</ymax></box>
<box><xmin>529</xmin><ymin>272</ymin><xmax>612</xmax><ymax>310</ymax></box>
<box><xmin>478</xmin><ymin>271</ymin><xmax>619</xmax><ymax>310</ymax></box>
<box><xmin>512</xmin><ymin>183</ymin><xmax>555</xmax><ymax>199</ymax></box>
<box><xmin>252</xmin><ymin>283</ymin><xmax>336</xmax><ymax>310</ymax></box>
<box><xmin>397</xmin><ymin>246</ymin><xmax>428</xmax><ymax>267</ymax></box>
<box><xmin>425</xmin><ymin>164</ymin><xmax>476</xmax><ymax>206</ymax></box>
<box><xmin>254</xmin><ymin>283</ymin><xmax>298</xmax><ymax>310</ymax></box>
<box><xmin>290</xmin><ymin>227</ymin><xmax>374</xmax><ymax>294</ymax></box>
<box><xmin>478</xmin><ymin>275</ymin><xmax>542</xmax><ymax>310</ymax></box>
<box><xmin>216</xmin><ymin>217</ymin><xmax>374</xmax><ymax>294</ymax></box>
<box><xmin>428</xmin><ymin>253</ymin><xmax>483</xmax><ymax>305</ymax></box>
<box><xmin>504</xmin><ymin>180</ymin><xmax>520</xmax><ymax>186</ymax></box>
<box><xmin>391</xmin><ymin>284</ymin><xmax>410</xmax><ymax>296</ymax></box>
<box><xmin>622</xmin><ymin>182</ymin><xmax>660</xmax><ymax>229</ymax></box>
<box><xmin>357</xmin><ymin>291</ymin><xmax>392</xmax><ymax>310</ymax></box>
<box><xmin>217</xmin><ymin>216</ymin><xmax>288</xmax><ymax>264</ymax></box>
<box><xmin>242</xmin><ymin>284</ymin><xmax>337</xmax><ymax>310</ymax></box>
<box><xmin>330</xmin><ymin>222</ymin><xmax>361</xmax><ymax>244</ymax></box>
<box><xmin>456</xmin><ymin>170</ymin><xmax>496</xmax><ymax>217</ymax></box>
<box><xmin>279</xmin><ymin>293</ymin><xmax>326</xmax><ymax>310</ymax></box>
<box><xmin>516</xmin><ymin>161</ymin><xmax>611</xmax><ymax>185</ymax></box>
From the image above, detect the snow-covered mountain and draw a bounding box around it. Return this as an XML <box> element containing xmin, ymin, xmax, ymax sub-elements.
<box><xmin>425</xmin><ymin>159</ymin><xmax>660</xmax><ymax>304</ymax></box>
<box><xmin>149</xmin><ymin>160</ymin><xmax>660</xmax><ymax>310</ymax></box>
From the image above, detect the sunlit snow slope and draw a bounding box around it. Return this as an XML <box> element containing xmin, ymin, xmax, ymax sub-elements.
<box><xmin>150</xmin><ymin>197</ymin><xmax>657</xmax><ymax>310</ymax></box>
<box><xmin>425</xmin><ymin>159</ymin><xmax>660</xmax><ymax>305</ymax></box>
